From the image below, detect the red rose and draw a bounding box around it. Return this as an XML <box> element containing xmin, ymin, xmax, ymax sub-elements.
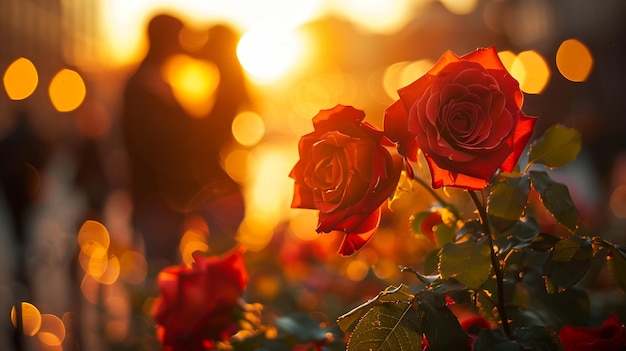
<box><xmin>290</xmin><ymin>105</ymin><xmax>403</xmax><ymax>256</ymax></box>
<box><xmin>152</xmin><ymin>248</ymin><xmax>248</xmax><ymax>351</ymax></box>
<box><xmin>558</xmin><ymin>315</ymin><xmax>626</xmax><ymax>351</ymax></box>
<box><xmin>384</xmin><ymin>47</ymin><xmax>536</xmax><ymax>190</ymax></box>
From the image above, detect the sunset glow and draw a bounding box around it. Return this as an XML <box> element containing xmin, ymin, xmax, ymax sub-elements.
<box><xmin>237</xmin><ymin>26</ymin><xmax>308</xmax><ymax>83</ymax></box>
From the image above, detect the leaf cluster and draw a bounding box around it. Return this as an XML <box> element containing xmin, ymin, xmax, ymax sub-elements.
<box><xmin>337</xmin><ymin>125</ymin><xmax>626</xmax><ymax>350</ymax></box>
<box><xmin>337</xmin><ymin>283</ymin><xmax>470</xmax><ymax>351</ymax></box>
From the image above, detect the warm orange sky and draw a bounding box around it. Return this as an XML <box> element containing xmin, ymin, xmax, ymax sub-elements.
<box><xmin>97</xmin><ymin>0</ymin><xmax>433</xmax><ymax>68</ymax></box>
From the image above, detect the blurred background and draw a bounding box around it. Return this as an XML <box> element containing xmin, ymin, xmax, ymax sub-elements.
<box><xmin>1</xmin><ymin>0</ymin><xmax>626</xmax><ymax>349</ymax></box>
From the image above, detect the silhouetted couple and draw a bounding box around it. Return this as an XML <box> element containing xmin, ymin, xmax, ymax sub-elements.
<box><xmin>122</xmin><ymin>14</ymin><xmax>250</xmax><ymax>268</ymax></box>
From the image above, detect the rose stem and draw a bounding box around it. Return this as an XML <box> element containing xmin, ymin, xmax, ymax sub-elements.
<box><xmin>412</xmin><ymin>174</ymin><xmax>450</xmax><ymax>208</ymax></box>
<box><xmin>468</xmin><ymin>190</ymin><xmax>511</xmax><ymax>337</ymax></box>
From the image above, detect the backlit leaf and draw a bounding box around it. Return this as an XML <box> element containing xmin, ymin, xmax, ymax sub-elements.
<box><xmin>530</xmin><ymin>171</ymin><xmax>579</xmax><ymax>231</ymax></box>
<box><xmin>528</xmin><ymin>124</ymin><xmax>581</xmax><ymax>168</ymax></box>
<box><xmin>494</xmin><ymin>216</ymin><xmax>540</xmax><ymax>253</ymax></box>
<box><xmin>439</xmin><ymin>236</ymin><xmax>492</xmax><ymax>289</ymax></box>
<box><xmin>347</xmin><ymin>301</ymin><xmax>421</xmax><ymax>351</ymax></box>
<box><xmin>487</xmin><ymin>175</ymin><xmax>530</xmax><ymax>222</ymax></box>
<box><xmin>529</xmin><ymin>232</ymin><xmax>561</xmax><ymax>252</ymax></box>
<box><xmin>337</xmin><ymin>284</ymin><xmax>413</xmax><ymax>333</ymax></box>
<box><xmin>543</xmin><ymin>236</ymin><xmax>593</xmax><ymax>290</ymax></box>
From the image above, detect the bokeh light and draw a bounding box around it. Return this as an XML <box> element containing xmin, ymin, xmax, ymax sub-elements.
<box><xmin>95</xmin><ymin>255</ymin><xmax>121</xmax><ymax>285</ymax></box>
<box><xmin>237</xmin><ymin>26</ymin><xmax>307</xmax><ymax>83</ymax></box>
<box><xmin>37</xmin><ymin>314</ymin><xmax>66</xmax><ymax>347</ymax></box>
<box><xmin>345</xmin><ymin>259</ymin><xmax>369</xmax><ymax>281</ymax></box>
<box><xmin>245</xmin><ymin>143</ymin><xmax>296</xmax><ymax>227</ymax></box>
<box><xmin>232</xmin><ymin>111</ymin><xmax>265</xmax><ymax>146</ymax></box>
<box><xmin>162</xmin><ymin>54</ymin><xmax>220</xmax><ymax>118</ymax></box>
<box><xmin>80</xmin><ymin>274</ymin><xmax>102</xmax><ymax>305</ymax></box>
<box><xmin>3</xmin><ymin>57</ymin><xmax>38</xmax><ymax>100</ymax></box>
<box><xmin>383</xmin><ymin>59</ymin><xmax>435</xmax><ymax>100</ymax></box>
<box><xmin>556</xmin><ymin>38</ymin><xmax>593</xmax><ymax>82</ymax></box>
<box><xmin>224</xmin><ymin>148</ymin><xmax>251</xmax><ymax>183</ymax></box>
<box><xmin>179</xmin><ymin>228</ymin><xmax>209</xmax><ymax>266</ymax></box>
<box><xmin>77</xmin><ymin>220</ymin><xmax>111</xmax><ymax>255</ymax></box>
<box><xmin>48</xmin><ymin>68</ymin><xmax>87</xmax><ymax>112</ymax></box>
<box><xmin>439</xmin><ymin>0</ymin><xmax>478</xmax><ymax>15</ymax></box>
<box><xmin>86</xmin><ymin>246</ymin><xmax>109</xmax><ymax>278</ymax></box>
<box><xmin>330</xmin><ymin>0</ymin><xmax>417</xmax><ymax>34</ymax></box>
<box><xmin>510</xmin><ymin>50</ymin><xmax>550</xmax><ymax>94</ymax></box>
<box><xmin>288</xmin><ymin>209</ymin><xmax>320</xmax><ymax>241</ymax></box>
<box><xmin>11</xmin><ymin>302</ymin><xmax>42</xmax><ymax>336</ymax></box>
<box><xmin>497</xmin><ymin>50</ymin><xmax>517</xmax><ymax>72</ymax></box>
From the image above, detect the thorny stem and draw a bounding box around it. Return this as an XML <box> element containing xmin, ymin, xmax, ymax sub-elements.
<box><xmin>468</xmin><ymin>190</ymin><xmax>511</xmax><ymax>338</ymax></box>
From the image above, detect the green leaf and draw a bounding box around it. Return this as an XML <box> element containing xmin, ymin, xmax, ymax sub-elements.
<box><xmin>417</xmin><ymin>290</ymin><xmax>468</xmax><ymax>351</ymax></box>
<box><xmin>529</xmin><ymin>171</ymin><xmax>580</xmax><ymax>231</ymax></box>
<box><xmin>530</xmin><ymin>232</ymin><xmax>561</xmax><ymax>252</ymax></box>
<box><xmin>378</xmin><ymin>284</ymin><xmax>414</xmax><ymax>302</ymax></box>
<box><xmin>337</xmin><ymin>285</ymin><xmax>413</xmax><ymax>333</ymax></box>
<box><xmin>454</xmin><ymin>220</ymin><xmax>484</xmax><ymax>241</ymax></box>
<box><xmin>347</xmin><ymin>302</ymin><xmax>422</xmax><ymax>351</ymax></box>
<box><xmin>607</xmin><ymin>246</ymin><xmax>626</xmax><ymax>292</ymax></box>
<box><xmin>337</xmin><ymin>298</ymin><xmax>379</xmax><ymax>334</ymax></box>
<box><xmin>543</xmin><ymin>236</ymin><xmax>593</xmax><ymax>290</ymax></box>
<box><xmin>434</xmin><ymin>223</ymin><xmax>456</xmax><ymax>247</ymax></box>
<box><xmin>528</xmin><ymin>124</ymin><xmax>581</xmax><ymax>168</ymax></box>
<box><xmin>487</xmin><ymin>175</ymin><xmax>530</xmax><ymax>222</ymax></box>
<box><xmin>494</xmin><ymin>216</ymin><xmax>540</xmax><ymax>254</ymax></box>
<box><xmin>439</xmin><ymin>236</ymin><xmax>492</xmax><ymax>289</ymax></box>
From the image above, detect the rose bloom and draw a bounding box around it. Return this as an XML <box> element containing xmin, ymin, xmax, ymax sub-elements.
<box><xmin>152</xmin><ymin>248</ymin><xmax>248</xmax><ymax>351</ymax></box>
<box><xmin>384</xmin><ymin>47</ymin><xmax>536</xmax><ymax>190</ymax></box>
<box><xmin>558</xmin><ymin>314</ymin><xmax>626</xmax><ymax>351</ymax></box>
<box><xmin>290</xmin><ymin>105</ymin><xmax>403</xmax><ymax>256</ymax></box>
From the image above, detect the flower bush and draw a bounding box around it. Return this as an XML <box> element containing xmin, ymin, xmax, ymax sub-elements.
<box><xmin>151</xmin><ymin>46</ymin><xmax>626</xmax><ymax>350</ymax></box>
<box><xmin>287</xmin><ymin>47</ymin><xmax>626</xmax><ymax>350</ymax></box>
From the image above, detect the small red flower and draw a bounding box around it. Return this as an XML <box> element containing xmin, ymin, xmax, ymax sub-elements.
<box><xmin>152</xmin><ymin>248</ymin><xmax>248</xmax><ymax>351</ymax></box>
<box><xmin>384</xmin><ymin>47</ymin><xmax>536</xmax><ymax>190</ymax></box>
<box><xmin>290</xmin><ymin>105</ymin><xmax>403</xmax><ymax>255</ymax></box>
<box><xmin>558</xmin><ymin>315</ymin><xmax>626</xmax><ymax>351</ymax></box>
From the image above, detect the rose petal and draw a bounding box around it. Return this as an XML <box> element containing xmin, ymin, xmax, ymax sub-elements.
<box><xmin>500</xmin><ymin>112</ymin><xmax>537</xmax><ymax>172</ymax></box>
<box><xmin>384</xmin><ymin>100</ymin><xmax>418</xmax><ymax>160</ymax></box>
<box><xmin>337</xmin><ymin>209</ymin><xmax>381</xmax><ymax>256</ymax></box>
<box><xmin>423</xmin><ymin>154</ymin><xmax>488</xmax><ymax>190</ymax></box>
